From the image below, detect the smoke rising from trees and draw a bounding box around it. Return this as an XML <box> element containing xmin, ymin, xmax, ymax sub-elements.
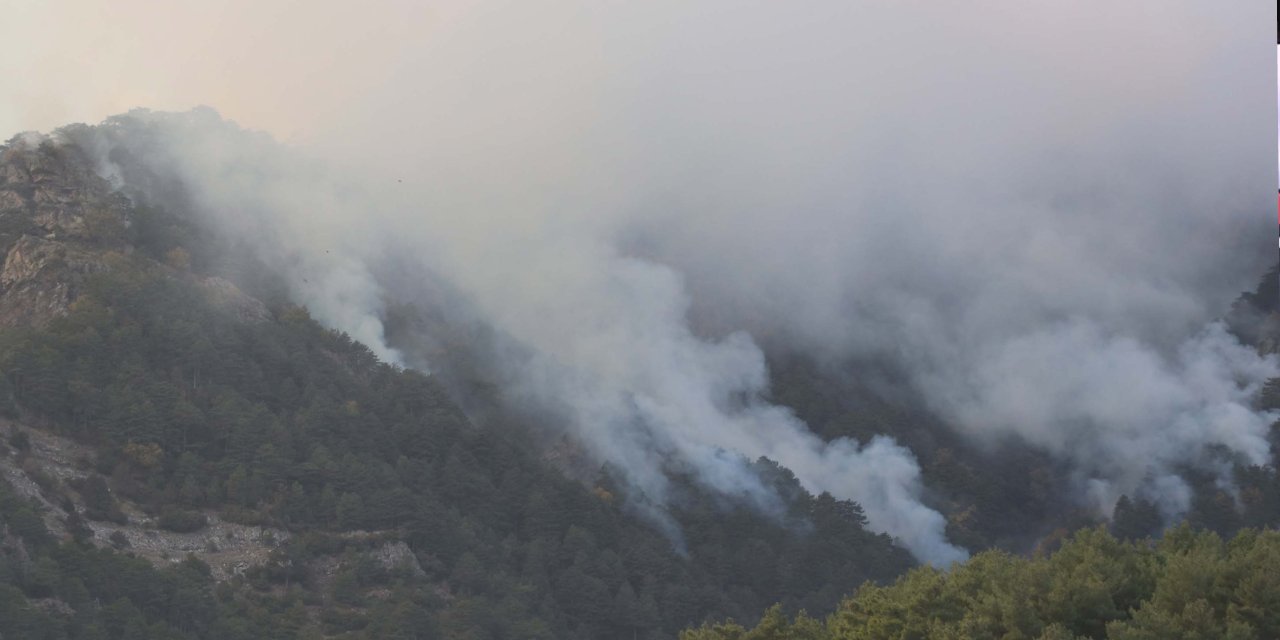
<box><xmin>17</xmin><ymin>2</ymin><xmax>1274</xmax><ymax>563</ymax></box>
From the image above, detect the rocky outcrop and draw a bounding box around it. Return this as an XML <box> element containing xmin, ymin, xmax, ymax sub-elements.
<box><xmin>0</xmin><ymin>133</ymin><xmax>275</xmax><ymax>328</ymax></box>
<box><xmin>86</xmin><ymin>514</ymin><xmax>290</xmax><ymax>581</ymax></box>
<box><xmin>0</xmin><ymin>136</ymin><xmax>133</xmax><ymax>327</ymax></box>
<box><xmin>0</xmin><ymin>235</ymin><xmax>111</xmax><ymax>327</ymax></box>
<box><xmin>0</xmin><ymin>420</ymin><xmax>291</xmax><ymax>581</ymax></box>
<box><xmin>201</xmin><ymin>276</ymin><xmax>271</xmax><ymax>324</ymax></box>
<box><xmin>370</xmin><ymin>540</ymin><xmax>427</xmax><ymax>578</ymax></box>
<box><xmin>0</xmin><ymin>134</ymin><xmax>133</xmax><ymax>249</ymax></box>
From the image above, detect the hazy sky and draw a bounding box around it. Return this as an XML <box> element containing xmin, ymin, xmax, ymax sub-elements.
<box><xmin>5</xmin><ymin>2</ymin><xmax>1271</xmax><ymax>146</ymax></box>
<box><xmin>1</xmin><ymin>0</ymin><xmax>433</xmax><ymax>139</ymax></box>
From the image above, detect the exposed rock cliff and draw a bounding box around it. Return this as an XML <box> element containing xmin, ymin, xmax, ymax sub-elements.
<box><xmin>0</xmin><ymin>132</ymin><xmax>273</xmax><ymax>329</ymax></box>
<box><xmin>0</xmin><ymin>134</ymin><xmax>133</xmax><ymax>327</ymax></box>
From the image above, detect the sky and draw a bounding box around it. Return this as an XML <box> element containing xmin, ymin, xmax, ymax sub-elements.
<box><xmin>3</xmin><ymin>1</ymin><xmax>1278</xmax><ymax>564</ymax></box>
<box><xmin>2</xmin><ymin>2</ymin><xmax>1269</xmax><ymax>152</ymax></box>
<box><xmin>1</xmin><ymin>0</ymin><xmax>433</xmax><ymax>140</ymax></box>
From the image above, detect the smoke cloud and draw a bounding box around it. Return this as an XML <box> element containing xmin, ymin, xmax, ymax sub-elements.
<box><xmin>69</xmin><ymin>109</ymin><xmax>971</xmax><ymax>564</ymax></box>
<box><xmin>7</xmin><ymin>1</ymin><xmax>1277</xmax><ymax>564</ymax></box>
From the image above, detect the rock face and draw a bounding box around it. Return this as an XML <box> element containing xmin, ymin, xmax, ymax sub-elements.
<box><xmin>0</xmin><ymin>131</ymin><xmax>275</xmax><ymax>329</ymax></box>
<box><xmin>0</xmin><ymin>135</ymin><xmax>133</xmax><ymax>328</ymax></box>
<box><xmin>0</xmin><ymin>235</ymin><xmax>110</xmax><ymax>327</ymax></box>
<box><xmin>201</xmin><ymin>276</ymin><xmax>271</xmax><ymax>324</ymax></box>
<box><xmin>370</xmin><ymin>540</ymin><xmax>428</xmax><ymax>578</ymax></box>
<box><xmin>0</xmin><ymin>420</ymin><xmax>292</xmax><ymax>581</ymax></box>
<box><xmin>0</xmin><ymin>134</ymin><xmax>133</xmax><ymax>248</ymax></box>
<box><xmin>0</xmin><ymin>133</ymin><xmax>297</xmax><ymax>582</ymax></box>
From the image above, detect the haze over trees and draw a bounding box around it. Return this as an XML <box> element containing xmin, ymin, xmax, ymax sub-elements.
<box><xmin>0</xmin><ymin>2</ymin><xmax>1277</xmax><ymax>633</ymax></box>
<box><xmin>0</xmin><ymin>109</ymin><xmax>1275</xmax><ymax>640</ymax></box>
<box><xmin>0</xmin><ymin>134</ymin><xmax>917</xmax><ymax>638</ymax></box>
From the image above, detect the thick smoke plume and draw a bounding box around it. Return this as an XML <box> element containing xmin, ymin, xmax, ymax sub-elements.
<box><xmin>12</xmin><ymin>2</ymin><xmax>1276</xmax><ymax>564</ymax></box>
<box><xmin>74</xmin><ymin>109</ymin><xmax>968</xmax><ymax>564</ymax></box>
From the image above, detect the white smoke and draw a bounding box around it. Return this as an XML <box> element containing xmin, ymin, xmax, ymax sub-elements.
<box><xmin>921</xmin><ymin>320</ymin><xmax>1277</xmax><ymax>518</ymax></box>
<box><xmin>80</xmin><ymin>109</ymin><xmax>404</xmax><ymax>365</ymax></box>
<box><xmin>71</xmin><ymin>109</ymin><xmax>968</xmax><ymax>564</ymax></box>
<box><xmin>22</xmin><ymin>1</ymin><xmax>1275</xmax><ymax>564</ymax></box>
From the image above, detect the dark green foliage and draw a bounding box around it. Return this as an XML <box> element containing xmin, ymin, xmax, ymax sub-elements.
<box><xmin>0</xmin><ymin>258</ymin><xmax>913</xmax><ymax>638</ymax></box>
<box><xmin>683</xmin><ymin>526</ymin><xmax>1280</xmax><ymax>640</ymax></box>
<box><xmin>8</xmin><ymin>429</ymin><xmax>30</xmax><ymax>453</ymax></box>
<box><xmin>157</xmin><ymin>509</ymin><xmax>208</xmax><ymax>533</ymax></box>
<box><xmin>769</xmin><ymin>353</ymin><xmax>1280</xmax><ymax>554</ymax></box>
<box><xmin>1238</xmin><ymin>263</ymin><xmax>1279</xmax><ymax>315</ymax></box>
<box><xmin>768</xmin><ymin>356</ymin><xmax>1075</xmax><ymax>552</ymax></box>
<box><xmin>1113</xmin><ymin>495</ymin><xmax>1162</xmax><ymax>541</ymax></box>
<box><xmin>70</xmin><ymin>475</ymin><xmax>127</xmax><ymax>524</ymax></box>
<box><xmin>0</xmin><ymin>477</ymin><xmax>299</xmax><ymax>640</ymax></box>
<box><xmin>109</xmin><ymin>530</ymin><xmax>131</xmax><ymax>549</ymax></box>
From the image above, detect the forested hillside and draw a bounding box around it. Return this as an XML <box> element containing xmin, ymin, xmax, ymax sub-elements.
<box><xmin>677</xmin><ymin>266</ymin><xmax>1280</xmax><ymax>640</ymax></box>
<box><xmin>2</xmin><ymin>2</ymin><xmax>1275</xmax><ymax>638</ymax></box>
<box><xmin>0</xmin><ymin>130</ymin><xmax>915</xmax><ymax>638</ymax></box>
<box><xmin>0</xmin><ymin>118</ymin><xmax>1278</xmax><ymax>640</ymax></box>
<box><xmin>768</xmin><ymin>335</ymin><xmax>1280</xmax><ymax>553</ymax></box>
<box><xmin>681</xmin><ymin>526</ymin><xmax>1280</xmax><ymax>640</ymax></box>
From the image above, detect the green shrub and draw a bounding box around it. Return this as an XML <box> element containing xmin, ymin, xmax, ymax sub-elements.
<box><xmin>157</xmin><ymin>509</ymin><xmax>207</xmax><ymax>533</ymax></box>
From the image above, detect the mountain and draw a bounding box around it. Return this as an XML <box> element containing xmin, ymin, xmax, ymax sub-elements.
<box><xmin>0</xmin><ymin>126</ymin><xmax>915</xmax><ymax>639</ymax></box>
<box><xmin>0</xmin><ymin>117</ymin><xmax>1277</xmax><ymax>639</ymax></box>
<box><xmin>676</xmin><ymin>208</ymin><xmax>1280</xmax><ymax>640</ymax></box>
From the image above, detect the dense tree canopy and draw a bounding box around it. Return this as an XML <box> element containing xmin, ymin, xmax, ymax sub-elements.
<box><xmin>0</xmin><ymin>256</ymin><xmax>912</xmax><ymax>638</ymax></box>
<box><xmin>682</xmin><ymin>527</ymin><xmax>1280</xmax><ymax>640</ymax></box>
<box><xmin>1</xmin><ymin>138</ymin><xmax>1278</xmax><ymax>638</ymax></box>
